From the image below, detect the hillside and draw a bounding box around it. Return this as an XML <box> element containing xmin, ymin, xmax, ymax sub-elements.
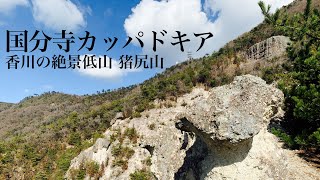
<box><xmin>0</xmin><ymin>0</ymin><xmax>319</xmax><ymax>179</ymax></box>
<box><xmin>0</xmin><ymin>103</ymin><xmax>13</xmax><ymax>113</ymax></box>
<box><xmin>65</xmin><ymin>75</ymin><xmax>319</xmax><ymax>179</ymax></box>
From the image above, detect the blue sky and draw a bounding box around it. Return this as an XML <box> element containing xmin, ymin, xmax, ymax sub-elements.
<box><xmin>0</xmin><ymin>0</ymin><xmax>294</xmax><ymax>103</ymax></box>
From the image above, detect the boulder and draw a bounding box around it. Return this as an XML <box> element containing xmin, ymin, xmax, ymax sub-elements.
<box><xmin>178</xmin><ymin>75</ymin><xmax>284</xmax><ymax>143</ymax></box>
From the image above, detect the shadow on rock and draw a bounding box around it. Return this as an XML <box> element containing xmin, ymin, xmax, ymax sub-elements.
<box><xmin>174</xmin><ymin>117</ymin><xmax>253</xmax><ymax>180</ymax></box>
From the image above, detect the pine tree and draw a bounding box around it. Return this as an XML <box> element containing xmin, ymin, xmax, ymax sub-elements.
<box><xmin>259</xmin><ymin>0</ymin><xmax>320</xmax><ymax>149</ymax></box>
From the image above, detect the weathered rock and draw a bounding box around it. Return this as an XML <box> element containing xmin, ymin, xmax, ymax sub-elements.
<box><xmin>110</xmin><ymin>112</ymin><xmax>125</xmax><ymax>125</ymax></box>
<box><xmin>178</xmin><ymin>75</ymin><xmax>284</xmax><ymax>143</ymax></box>
<box><xmin>93</xmin><ymin>138</ymin><xmax>110</xmax><ymax>153</ymax></box>
<box><xmin>66</xmin><ymin>75</ymin><xmax>320</xmax><ymax>180</ymax></box>
<box><xmin>245</xmin><ymin>36</ymin><xmax>291</xmax><ymax>61</ymax></box>
<box><xmin>68</xmin><ymin>138</ymin><xmax>110</xmax><ymax>171</ymax></box>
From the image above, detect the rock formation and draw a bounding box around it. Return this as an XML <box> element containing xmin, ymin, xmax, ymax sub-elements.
<box><xmin>66</xmin><ymin>75</ymin><xmax>320</xmax><ymax>180</ymax></box>
<box><xmin>245</xmin><ymin>36</ymin><xmax>291</xmax><ymax>61</ymax></box>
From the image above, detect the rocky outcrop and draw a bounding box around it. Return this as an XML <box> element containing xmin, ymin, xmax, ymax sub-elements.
<box><xmin>66</xmin><ymin>75</ymin><xmax>320</xmax><ymax>180</ymax></box>
<box><xmin>245</xmin><ymin>36</ymin><xmax>291</xmax><ymax>61</ymax></box>
<box><xmin>177</xmin><ymin>75</ymin><xmax>283</xmax><ymax>143</ymax></box>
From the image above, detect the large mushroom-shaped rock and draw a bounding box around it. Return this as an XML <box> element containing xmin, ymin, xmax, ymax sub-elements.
<box><xmin>180</xmin><ymin>75</ymin><xmax>284</xmax><ymax>143</ymax></box>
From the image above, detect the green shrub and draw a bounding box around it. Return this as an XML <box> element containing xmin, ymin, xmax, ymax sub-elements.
<box><xmin>113</xmin><ymin>159</ymin><xmax>128</xmax><ymax>170</ymax></box>
<box><xmin>209</xmin><ymin>80</ymin><xmax>216</xmax><ymax>87</ymax></box>
<box><xmin>132</xmin><ymin>111</ymin><xmax>142</xmax><ymax>118</ymax></box>
<box><xmin>69</xmin><ymin>164</ymin><xmax>86</xmax><ymax>180</ymax></box>
<box><xmin>308</xmin><ymin>128</ymin><xmax>320</xmax><ymax>146</ymax></box>
<box><xmin>1</xmin><ymin>153</ymin><xmax>14</xmax><ymax>164</ymax></box>
<box><xmin>112</xmin><ymin>145</ymin><xmax>134</xmax><ymax>159</ymax></box>
<box><xmin>111</xmin><ymin>144</ymin><xmax>135</xmax><ymax>170</ymax></box>
<box><xmin>110</xmin><ymin>129</ymin><xmax>121</xmax><ymax>143</ymax></box>
<box><xmin>57</xmin><ymin>149</ymin><xmax>77</xmax><ymax>172</ymax></box>
<box><xmin>68</xmin><ymin>132</ymin><xmax>82</xmax><ymax>146</ymax></box>
<box><xmin>85</xmin><ymin>161</ymin><xmax>100</xmax><ymax>177</ymax></box>
<box><xmin>124</xmin><ymin>128</ymin><xmax>139</xmax><ymax>143</ymax></box>
<box><xmin>0</xmin><ymin>142</ymin><xmax>6</xmax><ymax>154</ymax></box>
<box><xmin>34</xmin><ymin>171</ymin><xmax>48</xmax><ymax>180</ymax></box>
<box><xmin>22</xmin><ymin>145</ymin><xmax>41</xmax><ymax>165</ymax></box>
<box><xmin>271</xmin><ymin>128</ymin><xmax>296</xmax><ymax>148</ymax></box>
<box><xmin>130</xmin><ymin>169</ymin><xmax>152</xmax><ymax>180</ymax></box>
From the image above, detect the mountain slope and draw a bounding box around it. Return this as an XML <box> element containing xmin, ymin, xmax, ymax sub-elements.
<box><xmin>0</xmin><ymin>0</ymin><xmax>318</xmax><ymax>179</ymax></box>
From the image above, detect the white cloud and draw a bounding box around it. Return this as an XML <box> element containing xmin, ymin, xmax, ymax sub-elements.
<box><xmin>0</xmin><ymin>0</ymin><xmax>28</xmax><ymax>14</ymax></box>
<box><xmin>263</xmin><ymin>0</ymin><xmax>295</xmax><ymax>11</ymax></box>
<box><xmin>124</xmin><ymin>0</ymin><xmax>216</xmax><ymax>66</ymax></box>
<box><xmin>77</xmin><ymin>55</ymin><xmax>139</xmax><ymax>80</ymax></box>
<box><xmin>31</xmin><ymin>0</ymin><xmax>86</xmax><ymax>31</ymax></box>
<box><xmin>203</xmin><ymin>0</ymin><xmax>294</xmax><ymax>46</ymax></box>
<box><xmin>124</xmin><ymin>0</ymin><xmax>294</xmax><ymax>67</ymax></box>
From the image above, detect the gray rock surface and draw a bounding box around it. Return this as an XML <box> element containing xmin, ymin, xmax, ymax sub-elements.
<box><xmin>179</xmin><ymin>75</ymin><xmax>284</xmax><ymax>143</ymax></box>
<box><xmin>245</xmin><ymin>36</ymin><xmax>291</xmax><ymax>61</ymax></box>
